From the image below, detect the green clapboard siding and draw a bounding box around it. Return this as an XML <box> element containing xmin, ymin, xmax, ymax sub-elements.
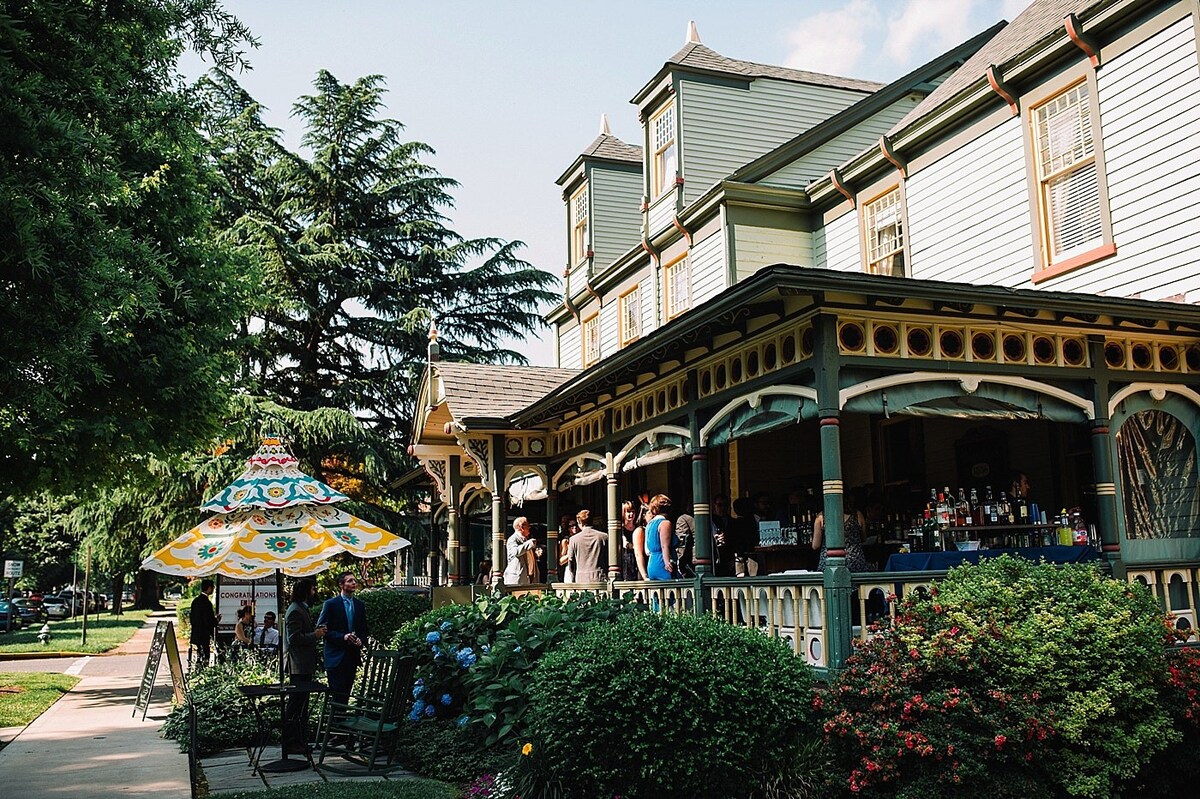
<box><xmin>680</xmin><ymin>78</ymin><xmax>868</xmax><ymax>206</ymax></box>
<box><xmin>590</xmin><ymin>167</ymin><xmax>643</xmax><ymax>269</ymax></box>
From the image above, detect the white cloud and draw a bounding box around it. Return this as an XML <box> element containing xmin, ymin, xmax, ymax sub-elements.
<box><xmin>884</xmin><ymin>0</ymin><xmax>984</xmax><ymax>66</ymax></box>
<box><xmin>782</xmin><ymin>0</ymin><xmax>882</xmax><ymax>76</ymax></box>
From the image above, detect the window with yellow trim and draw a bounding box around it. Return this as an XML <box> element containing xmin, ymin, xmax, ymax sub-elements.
<box><xmin>582</xmin><ymin>313</ymin><xmax>600</xmax><ymax>366</ymax></box>
<box><xmin>665</xmin><ymin>256</ymin><xmax>690</xmax><ymax>319</ymax></box>
<box><xmin>570</xmin><ymin>185</ymin><xmax>589</xmax><ymax>266</ymax></box>
<box><xmin>863</xmin><ymin>188</ymin><xmax>905</xmax><ymax>276</ymax></box>
<box><xmin>620</xmin><ymin>285</ymin><xmax>642</xmax><ymax>344</ymax></box>
<box><xmin>650</xmin><ymin>104</ymin><xmax>676</xmax><ymax>199</ymax></box>
<box><xmin>1032</xmin><ymin>82</ymin><xmax>1103</xmax><ymax>264</ymax></box>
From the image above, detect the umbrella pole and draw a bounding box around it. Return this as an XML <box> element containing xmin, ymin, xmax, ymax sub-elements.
<box><xmin>275</xmin><ymin>569</ymin><xmax>285</xmax><ymax>686</ymax></box>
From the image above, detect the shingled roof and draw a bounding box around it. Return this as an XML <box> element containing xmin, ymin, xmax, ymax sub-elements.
<box><xmin>580</xmin><ymin>132</ymin><xmax>642</xmax><ymax>164</ymax></box>
<box><xmin>434</xmin><ymin>362</ymin><xmax>581</xmax><ymax>423</ymax></box>
<box><xmin>664</xmin><ymin>41</ymin><xmax>884</xmax><ymax>94</ymax></box>
<box><xmin>889</xmin><ymin>0</ymin><xmax>1112</xmax><ymax>135</ymax></box>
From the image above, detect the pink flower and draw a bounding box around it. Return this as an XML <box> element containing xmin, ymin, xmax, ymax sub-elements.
<box><xmin>994</xmin><ymin>734</ymin><xmax>1007</xmax><ymax>749</ymax></box>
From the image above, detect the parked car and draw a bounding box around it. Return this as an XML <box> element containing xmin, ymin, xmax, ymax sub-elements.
<box><xmin>0</xmin><ymin>600</ymin><xmax>25</xmax><ymax>631</ymax></box>
<box><xmin>42</xmin><ymin>595</ymin><xmax>70</xmax><ymax>620</ymax></box>
<box><xmin>12</xmin><ymin>598</ymin><xmax>47</xmax><ymax>625</ymax></box>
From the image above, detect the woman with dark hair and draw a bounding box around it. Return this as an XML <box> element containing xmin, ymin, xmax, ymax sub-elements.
<box><xmin>811</xmin><ymin>493</ymin><xmax>869</xmax><ymax>573</ymax></box>
<box><xmin>558</xmin><ymin>515</ymin><xmax>578</xmax><ymax>583</ymax></box>
<box><xmin>619</xmin><ymin>500</ymin><xmax>643</xmax><ymax>581</ymax></box>
<box><xmin>644</xmin><ymin>494</ymin><xmax>678</xmax><ymax>580</ymax></box>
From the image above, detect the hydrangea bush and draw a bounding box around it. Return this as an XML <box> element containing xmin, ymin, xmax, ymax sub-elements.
<box><xmin>824</xmin><ymin>556</ymin><xmax>1179</xmax><ymax>798</ymax></box>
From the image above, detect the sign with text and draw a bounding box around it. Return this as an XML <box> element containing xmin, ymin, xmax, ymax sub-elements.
<box><xmin>3</xmin><ymin>560</ymin><xmax>22</xmax><ymax>578</ymax></box>
<box><xmin>216</xmin><ymin>577</ymin><xmax>280</xmax><ymax>635</ymax></box>
<box><xmin>133</xmin><ymin>620</ymin><xmax>186</xmax><ymax>720</ymax></box>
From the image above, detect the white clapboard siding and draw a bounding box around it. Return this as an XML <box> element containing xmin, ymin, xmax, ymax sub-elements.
<box><xmin>566</xmin><ymin>262</ymin><xmax>589</xmax><ymax>299</ymax></box>
<box><xmin>764</xmin><ymin>98</ymin><xmax>921</xmax><ymax>188</ymax></box>
<box><xmin>906</xmin><ymin>117</ymin><xmax>1033</xmax><ymax>285</ymax></box>
<box><xmin>691</xmin><ymin>228</ymin><xmax>727</xmax><ymax>306</ymax></box>
<box><xmin>814</xmin><ymin>209</ymin><xmax>860</xmax><ymax>272</ymax></box>
<box><xmin>1048</xmin><ymin>16</ymin><xmax>1200</xmax><ymax>300</ymax></box>
<box><xmin>559</xmin><ymin>323</ymin><xmax>582</xmax><ymax>370</ymax></box>
<box><xmin>591</xmin><ymin>168</ymin><xmax>643</xmax><ymax>268</ymax></box>
<box><xmin>681</xmin><ymin>79</ymin><xmax>868</xmax><ymax>204</ymax></box>
<box><xmin>599</xmin><ymin>298</ymin><xmax>620</xmax><ymax>359</ymax></box>
<box><xmin>734</xmin><ymin>225</ymin><xmax>811</xmax><ymax>281</ymax></box>
<box><xmin>647</xmin><ymin>191</ymin><xmax>674</xmax><ymax>237</ymax></box>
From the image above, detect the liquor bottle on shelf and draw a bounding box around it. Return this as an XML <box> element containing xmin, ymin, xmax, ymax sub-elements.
<box><xmin>969</xmin><ymin>488</ymin><xmax>982</xmax><ymax>526</ymax></box>
<box><xmin>1072</xmin><ymin>512</ymin><xmax>1089</xmax><ymax>546</ymax></box>
<box><xmin>986</xmin><ymin>486</ymin><xmax>999</xmax><ymax>524</ymax></box>
<box><xmin>1016</xmin><ymin>487</ymin><xmax>1030</xmax><ymax>524</ymax></box>
<box><xmin>954</xmin><ymin>488</ymin><xmax>968</xmax><ymax>526</ymax></box>
<box><xmin>1000</xmin><ymin>491</ymin><xmax>1014</xmax><ymax>524</ymax></box>
<box><xmin>936</xmin><ymin>489</ymin><xmax>951</xmax><ymax>527</ymax></box>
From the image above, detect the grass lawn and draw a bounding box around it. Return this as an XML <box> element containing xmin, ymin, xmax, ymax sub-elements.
<box><xmin>0</xmin><ymin>672</ymin><xmax>80</xmax><ymax>727</ymax></box>
<box><xmin>213</xmin><ymin>779</ymin><xmax>461</xmax><ymax>799</ymax></box>
<box><xmin>0</xmin><ymin>610</ymin><xmax>152</xmax><ymax>655</ymax></box>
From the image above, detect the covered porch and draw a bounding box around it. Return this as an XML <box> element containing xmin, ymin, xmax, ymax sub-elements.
<box><xmin>411</xmin><ymin>265</ymin><xmax>1200</xmax><ymax>671</ymax></box>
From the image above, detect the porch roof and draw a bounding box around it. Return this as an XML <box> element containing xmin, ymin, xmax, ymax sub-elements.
<box><xmin>434</xmin><ymin>361</ymin><xmax>580</xmax><ymax>427</ymax></box>
<box><xmin>515</xmin><ymin>265</ymin><xmax>1200</xmax><ymax>426</ymax></box>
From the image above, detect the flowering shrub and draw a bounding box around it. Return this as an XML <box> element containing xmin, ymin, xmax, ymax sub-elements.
<box><xmin>1127</xmin><ymin>645</ymin><xmax>1200</xmax><ymax>797</ymax></box>
<box><xmin>523</xmin><ymin>612</ymin><xmax>821</xmax><ymax>799</ymax></box>
<box><xmin>824</xmin><ymin>556</ymin><xmax>1177</xmax><ymax>798</ymax></box>
<box><xmin>161</xmin><ymin>658</ymin><xmax>283</xmax><ymax>755</ymax></box>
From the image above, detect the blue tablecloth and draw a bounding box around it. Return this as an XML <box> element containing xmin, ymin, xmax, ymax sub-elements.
<box><xmin>884</xmin><ymin>545</ymin><xmax>1100</xmax><ymax>572</ymax></box>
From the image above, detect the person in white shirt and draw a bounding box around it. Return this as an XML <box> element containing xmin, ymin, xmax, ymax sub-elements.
<box><xmin>254</xmin><ymin>611</ymin><xmax>281</xmax><ymax>651</ymax></box>
<box><xmin>503</xmin><ymin>517</ymin><xmax>542</xmax><ymax>585</ymax></box>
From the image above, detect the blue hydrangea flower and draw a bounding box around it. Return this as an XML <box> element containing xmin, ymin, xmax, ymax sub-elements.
<box><xmin>481</xmin><ymin>644</ymin><xmax>491</xmax><ymax>655</ymax></box>
<box><xmin>513</xmin><ymin>645</ymin><xmax>521</xmax><ymax>653</ymax></box>
<box><xmin>424</xmin><ymin>704</ymin><xmax>436</xmax><ymax>717</ymax></box>
<box><xmin>425</xmin><ymin>631</ymin><xmax>441</xmax><ymax>644</ymax></box>
<box><xmin>413</xmin><ymin>683</ymin><xmax>426</xmax><ymax>699</ymax></box>
<box><xmin>408</xmin><ymin>706</ymin><xmax>421</xmax><ymax>721</ymax></box>
<box><xmin>411</xmin><ymin>698</ymin><xmax>427</xmax><ymax>718</ymax></box>
<box><xmin>456</xmin><ymin>648</ymin><xmax>477</xmax><ymax>668</ymax></box>
<box><xmin>440</xmin><ymin>620</ymin><xmax>453</xmax><ymax>632</ymax></box>
<box><xmin>456</xmin><ymin>715</ymin><xmax>470</xmax><ymax>728</ymax></box>
<box><xmin>440</xmin><ymin>693</ymin><xmax>453</xmax><ymax>706</ymax></box>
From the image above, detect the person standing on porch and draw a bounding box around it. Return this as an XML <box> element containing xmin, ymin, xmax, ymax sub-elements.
<box><xmin>558</xmin><ymin>516</ymin><xmax>578</xmax><ymax>583</ymax></box>
<box><xmin>645</xmin><ymin>494</ymin><xmax>678</xmax><ymax>580</ymax></box>
<box><xmin>283</xmin><ymin>578</ymin><xmax>325</xmax><ymax>754</ymax></box>
<box><xmin>568</xmin><ymin>509</ymin><xmax>608</xmax><ymax>583</ymax></box>
<box><xmin>503</xmin><ymin>517</ymin><xmax>541</xmax><ymax>585</ymax></box>
<box><xmin>317</xmin><ymin>573</ymin><xmax>368</xmax><ymax>708</ymax></box>
<box><xmin>812</xmin><ymin>504</ymin><xmax>870</xmax><ymax>573</ymax></box>
<box><xmin>619</xmin><ymin>501</ymin><xmax>643</xmax><ymax>581</ymax></box>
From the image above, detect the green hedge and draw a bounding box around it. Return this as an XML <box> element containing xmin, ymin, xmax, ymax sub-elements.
<box><xmin>359</xmin><ymin>588</ymin><xmax>430</xmax><ymax>649</ymax></box>
<box><xmin>521</xmin><ymin>612</ymin><xmax>823</xmax><ymax>799</ymax></box>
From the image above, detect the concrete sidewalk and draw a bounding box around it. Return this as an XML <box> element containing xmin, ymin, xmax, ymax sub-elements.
<box><xmin>0</xmin><ymin>613</ymin><xmax>191</xmax><ymax>799</ymax></box>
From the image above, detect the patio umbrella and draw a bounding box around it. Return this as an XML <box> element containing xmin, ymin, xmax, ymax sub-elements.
<box><xmin>142</xmin><ymin>436</ymin><xmax>410</xmax><ymax>579</ymax></box>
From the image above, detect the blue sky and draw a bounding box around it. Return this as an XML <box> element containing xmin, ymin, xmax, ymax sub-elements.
<box><xmin>188</xmin><ymin>0</ymin><xmax>1028</xmax><ymax>366</ymax></box>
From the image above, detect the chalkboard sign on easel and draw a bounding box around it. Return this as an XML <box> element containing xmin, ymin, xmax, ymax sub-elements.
<box><xmin>133</xmin><ymin>620</ymin><xmax>187</xmax><ymax>720</ymax></box>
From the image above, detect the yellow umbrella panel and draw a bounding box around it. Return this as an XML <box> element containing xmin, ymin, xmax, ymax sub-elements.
<box><xmin>142</xmin><ymin>504</ymin><xmax>411</xmax><ymax>579</ymax></box>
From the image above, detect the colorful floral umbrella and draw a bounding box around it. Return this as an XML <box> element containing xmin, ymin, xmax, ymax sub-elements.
<box><xmin>142</xmin><ymin>437</ymin><xmax>409</xmax><ymax>578</ymax></box>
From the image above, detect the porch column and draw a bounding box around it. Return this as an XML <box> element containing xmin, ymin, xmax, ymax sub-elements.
<box><xmin>447</xmin><ymin>455</ymin><xmax>463</xmax><ymax>585</ymax></box>
<box><xmin>606</xmin><ymin>451</ymin><xmax>621</xmax><ymax>581</ymax></box>
<box><xmin>545</xmin><ymin>487</ymin><xmax>560</xmax><ymax>583</ymax></box>
<box><xmin>1087</xmin><ymin>352</ymin><xmax>1124</xmax><ymax>577</ymax></box>
<box><xmin>491</xmin><ymin>439</ymin><xmax>507</xmax><ymax>586</ymax></box>
<box><xmin>691</xmin><ymin>413</ymin><xmax>713</xmax><ymax>579</ymax></box>
<box><xmin>816</xmin><ymin>314</ymin><xmax>852</xmax><ymax>672</ymax></box>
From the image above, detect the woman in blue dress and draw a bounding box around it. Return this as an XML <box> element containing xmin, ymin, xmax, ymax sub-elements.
<box><xmin>644</xmin><ymin>494</ymin><xmax>678</xmax><ymax>580</ymax></box>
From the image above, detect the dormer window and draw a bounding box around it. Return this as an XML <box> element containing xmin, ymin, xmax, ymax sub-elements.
<box><xmin>571</xmin><ymin>185</ymin><xmax>589</xmax><ymax>266</ymax></box>
<box><xmin>650</xmin><ymin>104</ymin><xmax>676</xmax><ymax>198</ymax></box>
<box><xmin>665</xmin><ymin>255</ymin><xmax>690</xmax><ymax>319</ymax></box>
<box><xmin>620</xmin><ymin>285</ymin><xmax>642</xmax><ymax>344</ymax></box>
<box><xmin>863</xmin><ymin>187</ymin><xmax>905</xmax><ymax>277</ymax></box>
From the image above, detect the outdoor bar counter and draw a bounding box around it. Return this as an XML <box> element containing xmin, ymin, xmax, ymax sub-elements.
<box><xmin>885</xmin><ymin>545</ymin><xmax>1101</xmax><ymax>572</ymax></box>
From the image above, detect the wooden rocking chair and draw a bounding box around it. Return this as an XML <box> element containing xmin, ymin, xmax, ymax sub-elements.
<box><xmin>315</xmin><ymin>649</ymin><xmax>416</xmax><ymax>775</ymax></box>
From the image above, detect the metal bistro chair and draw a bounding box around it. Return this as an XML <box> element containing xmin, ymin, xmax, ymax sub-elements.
<box><xmin>315</xmin><ymin>649</ymin><xmax>416</xmax><ymax>775</ymax></box>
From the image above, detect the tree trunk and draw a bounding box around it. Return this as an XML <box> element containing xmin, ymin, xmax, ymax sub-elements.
<box><xmin>109</xmin><ymin>573</ymin><xmax>124</xmax><ymax>615</ymax></box>
<box><xmin>134</xmin><ymin>569</ymin><xmax>162</xmax><ymax>610</ymax></box>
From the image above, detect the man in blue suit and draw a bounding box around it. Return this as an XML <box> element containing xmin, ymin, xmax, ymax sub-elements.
<box><xmin>316</xmin><ymin>572</ymin><xmax>368</xmax><ymax>706</ymax></box>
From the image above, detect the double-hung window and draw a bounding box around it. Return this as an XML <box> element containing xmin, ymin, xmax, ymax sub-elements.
<box><xmin>651</xmin><ymin>104</ymin><xmax>676</xmax><ymax>198</ymax></box>
<box><xmin>620</xmin><ymin>285</ymin><xmax>642</xmax><ymax>345</ymax></box>
<box><xmin>864</xmin><ymin>188</ymin><xmax>905</xmax><ymax>276</ymax></box>
<box><xmin>665</xmin><ymin>256</ymin><xmax>690</xmax><ymax>320</ymax></box>
<box><xmin>582</xmin><ymin>314</ymin><xmax>600</xmax><ymax>367</ymax></box>
<box><xmin>570</xmin><ymin>185</ymin><xmax>589</xmax><ymax>266</ymax></box>
<box><xmin>1032</xmin><ymin>81</ymin><xmax>1105</xmax><ymax>267</ymax></box>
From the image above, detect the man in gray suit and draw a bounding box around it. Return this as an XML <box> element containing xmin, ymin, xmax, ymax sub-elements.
<box><xmin>567</xmin><ymin>509</ymin><xmax>608</xmax><ymax>583</ymax></box>
<box><xmin>282</xmin><ymin>578</ymin><xmax>326</xmax><ymax>753</ymax></box>
<box><xmin>503</xmin><ymin>517</ymin><xmax>542</xmax><ymax>585</ymax></box>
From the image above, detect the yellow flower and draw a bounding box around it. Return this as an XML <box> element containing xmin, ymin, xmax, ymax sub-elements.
<box><xmin>521</xmin><ymin>742</ymin><xmax>533</xmax><ymax>756</ymax></box>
